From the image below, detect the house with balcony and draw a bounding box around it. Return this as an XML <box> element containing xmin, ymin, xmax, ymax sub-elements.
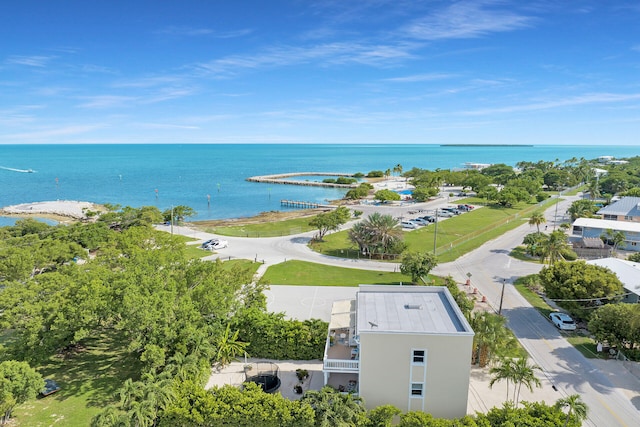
<box><xmin>597</xmin><ymin>197</ymin><xmax>640</xmax><ymax>223</ymax></box>
<box><xmin>572</xmin><ymin>217</ymin><xmax>640</xmax><ymax>252</ymax></box>
<box><xmin>322</xmin><ymin>285</ymin><xmax>474</xmax><ymax>419</ymax></box>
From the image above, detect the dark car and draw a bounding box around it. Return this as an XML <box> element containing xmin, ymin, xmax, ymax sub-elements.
<box><xmin>40</xmin><ymin>379</ymin><xmax>61</xmax><ymax>397</ymax></box>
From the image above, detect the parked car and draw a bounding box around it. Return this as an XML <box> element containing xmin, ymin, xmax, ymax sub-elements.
<box><xmin>401</xmin><ymin>221</ymin><xmax>419</xmax><ymax>229</ymax></box>
<box><xmin>202</xmin><ymin>239</ymin><xmax>229</xmax><ymax>250</ymax></box>
<box><xmin>436</xmin><ymin>210</ymin><xmax>454</xmax><ymax>218</ymax></box>
<box><xmin>411</xmin><ymin>218</ymin><xmax>430</xmax><ymax>226</ymax></box>
<box><xmin>40</xmin><ymin>379</ymin><xmax>61</xmax><ymax>397</ymax></box>
<box><xmin>549</xmin><ymin>312</ymin><xmax>576</xmax><ymax>331</ymax></box>
<box><xmin>457</xmin><ymin>204</ymin><xmax>472</xmax><ymax>211</ymax></box>
<box><xmin>441</xmin><ymin>207</ymin><xmax>462</xmax><ymax>215</ymax></box>
<box><xmin>201</xmin><ymin>239</ymin><xmax>218</xmax><ymax>248</ymax></box>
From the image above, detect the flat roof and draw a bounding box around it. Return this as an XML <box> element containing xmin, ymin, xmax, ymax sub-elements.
<box><xmin>356</xmin><ymin>285</ymin><xmax>473</xmax><ymax>335</ymax></box>
<box><xmin>573</xmin><ymin>217</ymin><xmax>640</xmax><ymax>233</ymax></box>
<box><xmin>587</xmin><ymin>258</ymin><xmax>640</xmax><ymax>297</ymax></box>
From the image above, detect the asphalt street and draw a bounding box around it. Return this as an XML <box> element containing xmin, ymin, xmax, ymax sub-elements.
<box><xmin>159</xmin><ymin>194</ymin><xmax>640</xmax><ymax>425</ymax></box>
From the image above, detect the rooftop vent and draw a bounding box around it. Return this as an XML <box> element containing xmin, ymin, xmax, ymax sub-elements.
<box><xmin>404</xmin><ymin>304</ymin><xmax>423</xmax><ymax>310</ymax></box>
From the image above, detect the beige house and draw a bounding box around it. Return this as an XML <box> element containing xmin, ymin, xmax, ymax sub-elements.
<box><xmin>323</xmin><ymin>285</ymin><xmax>474</xmax><ymax>419</ymax></box>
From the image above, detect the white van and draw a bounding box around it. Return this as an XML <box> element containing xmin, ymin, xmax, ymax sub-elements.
<box><xmin>401</xmin><ymin>221</ymin><xmax>419</xmax><ymax>229</ymax></box>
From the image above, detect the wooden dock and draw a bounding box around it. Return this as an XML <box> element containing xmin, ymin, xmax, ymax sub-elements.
<box><xmin>246</xmin><ymin>172</ymin><xmax>358</xmax><ymax>188</ymax></box>
<box><xmin>280</xmin><ymin>200</ymin><xmax>336</xmax><ymax>209</ymax></box>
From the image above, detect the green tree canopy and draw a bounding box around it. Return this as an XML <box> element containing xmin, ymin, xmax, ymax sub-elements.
<box><xmin>539</xmin><ymin>261</ymin><xmax>624</xmax><ymax>316</ymax></box>
<box><xmin>400</xmin><ymin>252</ymin><xmax>438</xmax><ymax>284</ymax></box>
<box><xmin>309</xmin><ymin>207</ymin><xmax>352</xmax><ymax>241</ymax></box>
<box><xmin>0</xmin><ymin>360</ymin><xmax>44</xmax><ymax>425</ymax></box>
<box><xmin>588</xmin><ymin>303</ymin><xmax>640</xmax><ymax>350</ymax></box>
<box><xmin>374</xmin><ymin>189</ymin><xmax>401</xmax><ymax>203</ymax></box>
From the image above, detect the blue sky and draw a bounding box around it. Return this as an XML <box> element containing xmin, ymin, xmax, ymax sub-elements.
<box><xmin>1</xmin><ymin>0</ymin><xmax>639</xmax><ymax>145</ymax></box>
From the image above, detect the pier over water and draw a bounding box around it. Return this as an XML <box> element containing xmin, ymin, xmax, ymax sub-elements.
<box><xmin>246</xmin><ymin>172</ymin><xmax>358</xmax><ymax>188</ymax></box>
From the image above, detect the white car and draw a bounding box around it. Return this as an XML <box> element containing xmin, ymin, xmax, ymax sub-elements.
<box><xmin>549</xmin><ymin>312</ymin><xmax>576</xmax><ymax>331</ymax></box>
<box><xmin>202</xmin><ymin>239</ymin><xmax>229</xmax><ymax>250</ymax></box>
<box><xmin>401</xmin><ymin>221</ymin><xmax>419</xmax><ymax>229</ymax></box>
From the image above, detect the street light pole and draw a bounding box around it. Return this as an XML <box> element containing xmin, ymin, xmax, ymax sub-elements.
<box><xmin>498</xmin><ymin>278</ymin><xmax>506</xmax><ymax>315</ymax></box>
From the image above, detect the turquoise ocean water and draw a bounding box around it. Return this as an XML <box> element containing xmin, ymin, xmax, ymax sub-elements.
<box><xmin>1</xmin><ymin>144</ymin><xmax>638</xmax><ymax>223</ymax></box>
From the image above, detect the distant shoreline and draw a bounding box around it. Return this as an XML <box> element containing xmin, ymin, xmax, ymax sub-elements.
<box><xmin>440</xmin><ymin>144</ymin><xmax>534</xmax><ymax>147</ymax></box>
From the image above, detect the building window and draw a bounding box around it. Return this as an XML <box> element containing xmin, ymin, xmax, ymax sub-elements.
<box><xmin>410</xmin><ymin>383</ymin><xmax>424</xmax><ymax>396</ymax></box>
<box><xmin>625</xmin><ymin>216</ymin><xmax>632</xmax><ymax>221</ymax></box>
<box><xmin>412</xmin><ymin>349</ymin><xmax>425</xmax><ymax>364</ymax></box>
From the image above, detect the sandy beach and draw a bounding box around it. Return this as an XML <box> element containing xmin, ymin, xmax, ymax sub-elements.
<box><xmin>0</xmin><ymin>200</ymin><xmax>102</xmax><ymax>221</ymax></box>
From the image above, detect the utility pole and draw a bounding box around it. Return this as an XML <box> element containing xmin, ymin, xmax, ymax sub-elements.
<box><xmin>170</xmin><ymin>205</ymin><xmax>174</xmax><ymax>235</ymax></box>
<box><xmin>432</xmin><ymin>209</ymin><xmax>439</xmax><ymax>254</ymax></box>
<box><xmin>498</xmin><ymin>278</ymin><xmax>506</xmax><ymax>315</ymax></box>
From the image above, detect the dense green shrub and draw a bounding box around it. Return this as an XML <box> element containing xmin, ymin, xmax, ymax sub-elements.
<box><xmin>232</xmin><ymin>309</ymin><xmax>328</xmax><ymax>360</ymax></box>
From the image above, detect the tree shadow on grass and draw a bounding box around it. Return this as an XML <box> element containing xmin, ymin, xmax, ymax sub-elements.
<box><xmin>39</xmin><ymin>331</ymin><xmax>142</xmax><ymax>409</ymax></box>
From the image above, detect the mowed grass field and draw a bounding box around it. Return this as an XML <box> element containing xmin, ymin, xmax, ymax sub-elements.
<box><xmin>262</xmin><ymin>260</ymin><xmax>417</xmax><ymax>286</ymax></box>
<box><xmin>312</xmin><ymin>198</ymin><xmax>556</xmax><ymax>263</ymax></box>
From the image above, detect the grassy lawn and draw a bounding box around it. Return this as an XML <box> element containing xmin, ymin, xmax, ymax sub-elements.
<box><xmin>263</xmin><ymin>260</ymin><xmax>416</xmax><ymax>286</ymax></box>
<box><xmin>200</xmin><ymin>216</ymin><xmax>316</xmax><ymax>237</ymax></box>
<box><xmin>221</xmin><ymin>259</ymin><xmax>262</xmax><ymax>274</ymax></box>
<box><xmin>312</xmin><ymin>199</ymin><xmax>556</xmax><ymax>263</ymax></box>
<box><xmin>13</xmin><ymin>332</ymin><xmax>140</xmax><ymax>427</ymax></box>
<box><xmin>513</xmin><ymin>276</ymin><xmax>554</xmax><ymax>319</ymax></box>
<box><xmin>509</xmin><ymin>246</ymin><xmax>543</xmax><ymax>263</ymax></box>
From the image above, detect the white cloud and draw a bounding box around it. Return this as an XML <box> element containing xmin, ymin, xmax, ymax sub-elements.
<box><xmin>404</xmin><ymin>1</ymin><xmax>531</xmax><ymax>40</ymax></box>
<box><xmin>195</xmin><ymin>41</ymin><xmax>418</xmax><ymax>76</ymax></box>
<box><xmin>76</xmin><ymin>95</ymin><xmax>137</xmax><ymax>109</ymax></box>
<box><xmin>461</xmin><ymin>92</ymin><xmax>640</xmax><ymax>115</ymax></box>
<box><xmin>0</xmin><ymin>124</ymin><xmax>104</xmax><ymax>141</ymax></box>
<box><xmin>157</xmin><ymin>26</ymin><xmax>252</xmax><ymax>38</ymax></box>
<box><xmin>384</xmin><ymin>73</ymin><xmax>457</xmax><ymax>82</ymax></box>
<box><xmin>6</xmin><ymin>55</ymin><xmax>56</xmax><ymax>67</ymax></box>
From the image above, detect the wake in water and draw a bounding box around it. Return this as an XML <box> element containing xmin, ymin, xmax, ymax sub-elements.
<box><xmin>0</xmin><ymin>166</ymin><xmax>36</xmax><ymax>173</ymax></box>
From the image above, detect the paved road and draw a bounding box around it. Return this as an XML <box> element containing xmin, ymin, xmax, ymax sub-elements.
<box><xmin>431</xmin><ymin>196</ymin><xmax>640</xmax><ymax>426</ymax></box>
<box><xmin>159</xmin><ymin>194</ymin><xmax>640</xmax><ymax>425</ymax></box>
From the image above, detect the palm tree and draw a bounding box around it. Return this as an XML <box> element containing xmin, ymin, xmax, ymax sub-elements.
<box><xmin>601</xmin><ymin>229</ymin><xmax>626</xmax><ymax>254</ymax></box>
<box><xmin>468</xmin><ymin>311</ymin><xmax>517</xmax><ymax>367</ymax></box>
<box><xmin>587</xmin><ymin>179</ymin><xmax>601</xmax><ymax>200</ymax></box>
<box><xmin>528</xmin><ymin>211</ymin><xmax>546</xmax><ymax>233</ymax></box>
<box><xmin>555</xmin><ymin>394</ymin><xmax>588</xmax><ymax>427</ymax></box>
<box><xmin>541</xmin><ymin>230</ymin><xmax>570</xmax><ymax>265</ymax></box>
<box><xmin>215</xmin><ymin>324</ymin><xmax>248</xmax><ymax>370</ymax></box>
<box><xmin>489</xmin><ymin>358</ymin><xmax>516</xmax><ymax>403</ymax></box>
<box><xmin>511</xmin><ymin>357</ymin><xmax>542</xmax><ymax>406</ymax></box>
<box><xmin>348</xmin><ymin>213</ymin><xmax>403</xmax><ymax>257</ymax></box>
<box><xmin>119</xmin><ymin>378</ymin><xmax>142</xmax><ymax>411</ymax></box>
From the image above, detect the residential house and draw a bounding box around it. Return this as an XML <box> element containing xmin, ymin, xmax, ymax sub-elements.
<box><xmin>597</xmin><ymin>197</ymin><xmax>640</xmax><ymax>222</ymax></box>
<box><xmin>587</xmin><ymin>258</ymin><xmax>640</xmax><ymax>304</ymax></box>
<box><xmin>572</xmin><ymin>218</ymin><xmax>640</xmax><ymax>252</ymax></box>
<box><xmin>323</xmin><ymin>285</ymin><xmax>474</xmax><ymax>419</ymax></box>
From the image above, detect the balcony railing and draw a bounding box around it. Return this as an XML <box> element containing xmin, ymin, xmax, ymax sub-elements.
<box><xmin>323</xmin><ymin>359</ymin><xmax>359</xmax><ymax>372</ymax></box>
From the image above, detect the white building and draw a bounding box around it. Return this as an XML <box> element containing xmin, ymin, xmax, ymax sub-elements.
<box><xmin>323</xmin><ymin>285</ymin><xmax>474</xmax><ymax>419</ymax></box>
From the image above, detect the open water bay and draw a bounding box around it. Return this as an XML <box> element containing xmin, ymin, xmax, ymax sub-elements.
<box><xmin>1</xmin><ymin>144</ymin><xmax>638</xmax><ymax>221</ymax></box>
